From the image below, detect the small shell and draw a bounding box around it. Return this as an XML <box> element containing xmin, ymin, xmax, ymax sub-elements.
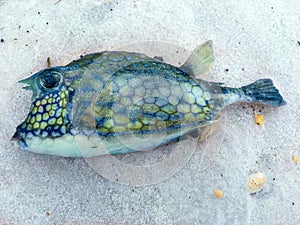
<box><xmin>214</xmin><ymin>189</ymin><xmax>223</xmax><ymax>198</ymax></box>
<box><xmin>247</xmin><ymin>172</ymin><xmax>266</xmax><ymax>194</ymax></box>
<box><xmin>292</xmin><ymin>155</ymin><xmax>298</xmax><ymax>164</ymax></box>
<box><xmin>254</xmin><ymin>114</ymin><xmax>264</xmax><ymax>126</ymax></box>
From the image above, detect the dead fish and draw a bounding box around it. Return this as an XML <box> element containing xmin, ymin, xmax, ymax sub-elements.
<box><xmin>11</xmin><ymin>41</ymin><xmax>286</xmax><ymax>157</ymax></box>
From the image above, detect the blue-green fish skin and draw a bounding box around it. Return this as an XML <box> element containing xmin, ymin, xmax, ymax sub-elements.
<box><xmin>11</xmin><ymin>43</ymin><xmax>286</xmax><ymax>157</ymax></box>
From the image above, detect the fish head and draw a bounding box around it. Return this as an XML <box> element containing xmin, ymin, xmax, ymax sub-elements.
<box><xmin>11</xmin><ymin>67</ymin><xmax>75</xmax><ymax>152</ymax></box>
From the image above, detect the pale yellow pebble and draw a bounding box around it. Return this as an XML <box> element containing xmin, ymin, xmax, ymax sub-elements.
<box><xmin>214</xmin><ymin>189</ymin><xmax>223</xmax><ymax>199</ymax></box>
<box><xmin>247</xmin><ymin>172</ymin><xmax>266</xmax><ymax>194</ymax></box>
<box><xmin>254</xmin><ymin>114</ymin><xmax>264</xmax><ymax>126</ymax></box>
<box><xmin>292</xmin><ymin>155</ymin><xmax>298</xmax><ymax>164</ymax></box>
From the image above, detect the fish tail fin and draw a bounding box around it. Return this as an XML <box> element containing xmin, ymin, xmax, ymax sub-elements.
<box><xmin>242</xmin><ymin>79</ymin><xmax>286</xmax><ymax>107</ymax></box>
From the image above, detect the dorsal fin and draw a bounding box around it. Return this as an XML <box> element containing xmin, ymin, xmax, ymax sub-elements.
<box><xmin>180</xmin><ymin>40</ymin><xmax>214</xmax><ymax>76</ymax></box>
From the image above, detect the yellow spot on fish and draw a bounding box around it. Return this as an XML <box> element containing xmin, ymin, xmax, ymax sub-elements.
<box><xmin>56</xmin><ymin>108</ymin><xmax>62</xmax><ymax>117</ymax></box>
<box><xmin>169</xmin><ymin>95</ymin><xmax>179</xmax><ymax>105</ymax></box>
<box><xmin>46</xmin><ymin>104</ymin><xmax>51</xmax><ymax>111</ymax></box>
<box><xmin>197</xmin><ymin>113</ymin><xmax>205</xmax><ymax>120</ymax></box>
<box><xmin>48</xmin><ymin>118</ymin><xmax>56</xmax><ymax>125</ymax></box>
<box><xmin>114</xmin><ymin>115</ymin><xmax>130</xmax><ymax>124</ymax></box>
<box><xmin>183</xmin><ymin>94</ymin><xmax>195</xmax><ymax>104</ymax></box>
<box><xmin>30</xmin><ymin>117</ymin><xmax>35</xmax><ymax>124</ymax></box>
<box><xmin>103</xmin><ymin>120</ymin><xmax>113</xmax><ymax>129</ymax></box>
<box><xmin>56</xmin><ymin>117</ymin><xmax>63</xmax><ymax>125</ymax></box>
<box><xmin>60</xmin><ymin>92</ymin><xmax>65</xmax><ymax>99</ymax></box>
<box><xmin>202</xmin><ymin>92</ymin><xmax>210</xmax><ymax>101</ymax></box>
<box><xmin>191</xmin><ymin>105</ymin><xmax>201</xmax><ymax>114</ymax></box>
<box><xmin>51</xmin><ymin>104</ymin><xmax>58</xmax><ymax>110</ymax></box>
<box><xmin>27</xmin><ymin>124</ymin><xmax>32</xmax><ymax>130</ymax></box>
<box><xmin>62</xmin><ymin>108</ymin><xmax>67</xmax><ymax>117</ymax></box>
<box><xmin>40</xmin><ymin>122</ymin><xmax>47</xmax><ymax>129</ymax></box>
<box><xmin>38</xmin><ymin>106</ymin><xmax>44</xmax><ymax>113</ymax></box>
<box><xmin>32</xmin><ymin>106</ymin><xmax>37</xmax><ymax>114</ymax></box>
<box><xmin>43</xmin><ymin>113</ymin><xmax>49</xmax><ymax>121</ymax></box>
<box><xmin>62</xmin><ymin>98</ymin><xmax>68</xmax><ymax>106</ymax></box>
<box><xmin>184</xmin><ymin>113</ymin><xmax>194</xmax><ymax>121</ymax></box>
<box><xmin>48</xmin><ymin>98</ymin><xmax>53</xmax><ymax>104</ymax></box>
<box><xmin>192</xmin><ymin>86</ymin><xmax>203</xmax><ymax>96</ymax></box>
<box><xmin>35</xmin><ymin>100</ymin><xmax>41</xmax><ymax>106</ymax></box>
<box><xmin>203</xmin><ymin>107</ymin><xmax>210</xmax><ymax>113</ymax></box>
<box><xmin>177</xmin><ymin>104</ymin><xmax>190</xmax><ymax>114</ymax></box>
<box><xmin>36</xmin><ymin>114</ymin><xmax>42</xmax><ymax>122</ymax></box>
<box><xmin>214</xmin><ymin>189</ymin><xmax>223</xmax><ymax>199</ymax></box>
<box><xmin>49</xmin><ymin>110</ymin><xmax>55</xmax><ymax>117</ymax></box>
<box><xmin>196</xmin><ymin>97</ymin><xmax>206</xmax><ymax>106</ymax></box>
<box><xmin>41</xmin><ymin>99</ymin><xmax>47</xmax><ymax>105</ymax></box>
<box><xmin>98</xmin><ymin>127</ymin><xmax>109</xmax><ymax>133</ymax></box>
<box><xmin>128</xmin><ymin>120</ymin><xmax>143</xmax><ymax>130</ymax></box>
<box><xmin>113</xmin><ymin>125</ymin><xmax>125</xmax><ymax>132</ymax></box>
<box><xmin>33</xmin><ymin>122</ymin><xmax>40</xmax><ymax>129</ymax></box>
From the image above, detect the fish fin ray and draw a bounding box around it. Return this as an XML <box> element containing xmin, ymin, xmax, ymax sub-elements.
<box><xmin>180</xmin><ymin>40</ymin><xmax>214</xmax><ymax>76</ymax></box>
<box><xmin>242</xmin><ymin>79</ymin><xmax>286</xmax><ymax>107</ymax></box>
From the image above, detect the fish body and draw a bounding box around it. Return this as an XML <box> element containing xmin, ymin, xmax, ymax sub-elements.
<box><xmin>11</xmin><ymin>41</ymin><xmax>286</xmax><ymax>157</ymax></box>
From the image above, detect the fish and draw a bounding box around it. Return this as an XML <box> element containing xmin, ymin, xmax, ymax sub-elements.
<box><xmin>11</xmin><ymin>41</ymin><xmax>286</xmax><ymax>158</ymax></box>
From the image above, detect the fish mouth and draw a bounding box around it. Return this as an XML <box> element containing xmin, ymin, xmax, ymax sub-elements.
<box><xmin>10</xmin><ymin>131</ymin><xmax>29</xmax><ymax>151</ymax></box>
<box><xmin>19</xmin><ymin>77</ymin><xmax>33</xmax><ymax>90</ymax></box>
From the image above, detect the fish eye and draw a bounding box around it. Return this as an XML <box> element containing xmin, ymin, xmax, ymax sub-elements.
<box><xmin>39</xmin><ymin>71</ymin><xmax>62</xmax><ymax>89</ymax></box>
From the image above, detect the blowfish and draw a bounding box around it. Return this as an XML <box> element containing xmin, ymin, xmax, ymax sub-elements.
<box><xmin>11</xmin><ymin>41</ymin><xmax>286</xmax><ymax>158</ymax></box>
